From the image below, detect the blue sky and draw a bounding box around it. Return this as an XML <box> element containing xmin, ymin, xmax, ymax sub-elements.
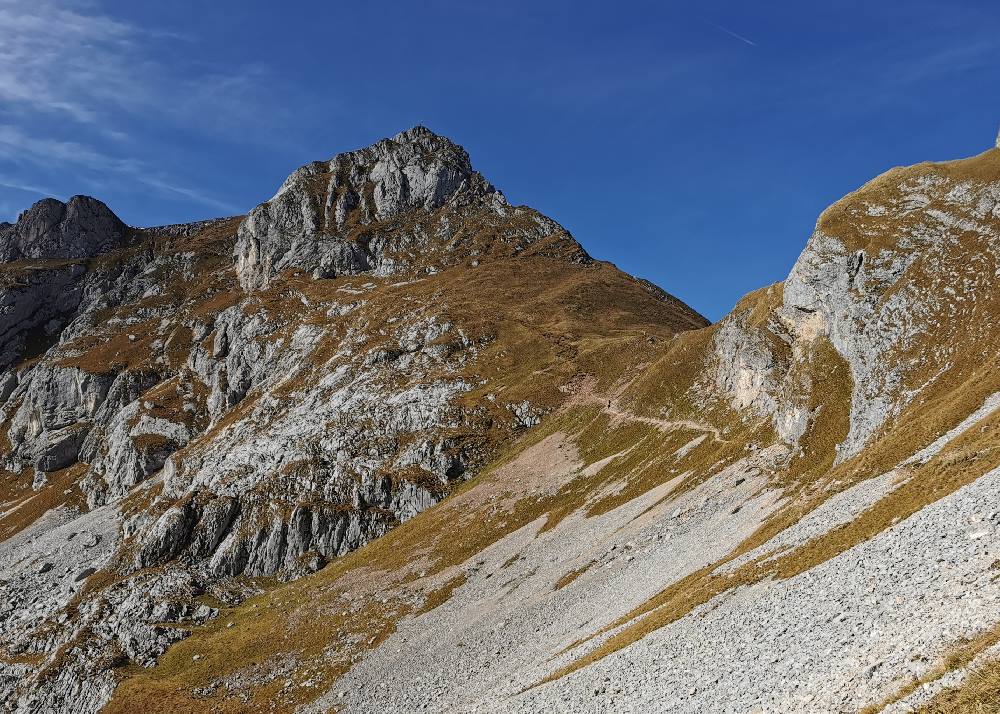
<box><xmin>1</xmin><ymin>1</ymin><xmax>998</xmax><ymax>320</ymax></box>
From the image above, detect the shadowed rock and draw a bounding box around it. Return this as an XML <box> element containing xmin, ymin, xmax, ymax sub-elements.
<box><xmin>0</xmin><ymin>195</ymin><xmax>126</xmax><ymax>262</ymax></box>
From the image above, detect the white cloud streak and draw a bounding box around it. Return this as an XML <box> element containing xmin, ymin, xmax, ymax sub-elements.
<box><xmin>710</xmin><ymin>23</ymin><xmax>758</xmax><ymax>48</ymax></box>
<box><xmin>0</xmin><ymin>173</ymin><xmax>54</xmax><ymax>196</ymax></box>
<box><xmin>0</xmin><ymin>0</ymin><xmax>141</xmax><ymax>123</ymax></box>
<box><xmin>0</xmin><ymin>124</ymin><xmax>241</xmax><ymax>213</ymax></box>
<box><xmin>0</xmin><ymin>0</ymin><xmax>271</xmax><ymax>216</ymax></box>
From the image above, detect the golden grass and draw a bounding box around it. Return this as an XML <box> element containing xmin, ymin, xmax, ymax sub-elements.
<box><xmin>418</xmin><ymin>573</ymin><xmax>469</xmax><ymax>614</ymax></box>
<box><xmin>860</xmin><ymin>624</ymin><xmax>1000</xmax><ymax>713</ymax></box>
<box><xmin>817</xmin><ymin>148</ymin><xmax>1000</xmax><ymax>256</ymax></box>
<box><xmin>105</xmin><ymin>564</ymin><xmax>412</xmax><ymax>713</ymax></box>
<box><xmin>0</xmin><ymin>463</ymin><xmax>89</xmax><ymax>540</ymax></box>
<box><xmin>554</xmin><ymin>562</ymin><xmax>596</xmax><ymax>591</ymax></box>
<box><xmin>920</xmin><ymin>659</ymin><xmax>1000</xmax><ymax>713</ymax></box>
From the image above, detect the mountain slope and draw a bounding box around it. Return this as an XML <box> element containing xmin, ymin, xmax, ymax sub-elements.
<box><xmin>102</xmin><ymin>134</ymin><xmax>1000</xmax><ymax>713</ymax></box>
<box><xmin>0</xmin><ymin>128</ymin><xmax>707</xmax><ymax>712</ymax></box>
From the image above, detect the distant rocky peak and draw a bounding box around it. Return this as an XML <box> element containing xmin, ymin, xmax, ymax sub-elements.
<box><xmin>273</xmin><ymin>125</ymin><xmax>499</xmax><ymax>220</ymax></box>
<box><xmin>235</xmin><ymin>127</ymin><xmax>524</xmax><ymax>290</ymax></box>
<box><xmin>0</xmin><ymin>195</ymin><xmax>126</xmax><ymax>262</ymax></box>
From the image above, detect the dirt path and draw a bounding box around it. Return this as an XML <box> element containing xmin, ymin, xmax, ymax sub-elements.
<box><xmin>561</xmin><ymin>373</ymin><xmax>726</xmax><ymax>442</ymax></box>
<box><xmin>601</xmin><ymin>400</ymin><xmax>726</xmax><ymax>442</ymax></box>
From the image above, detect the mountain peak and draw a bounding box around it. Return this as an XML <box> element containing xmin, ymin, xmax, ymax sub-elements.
<box><xmin>0</xmin><ymin>195</ymin><xmax>126</xmax><ymax>262</ymax></box>
<box><xmin>392</xmin><ymin>123</ymin><xmax>441</xmax><ymax>139</ymax></box>
<box><xmin>234</xmin><ymin>128</ymin><xmax>578</xmax><ymax>291</ymax></box>
<box><xmin>387</xmin><ymin>124</ymin><xmax>471</xmax><ymax>161</ymax></box>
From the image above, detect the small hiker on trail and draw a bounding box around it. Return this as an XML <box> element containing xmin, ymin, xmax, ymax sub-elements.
<box><xmin>608</xmin><ymin>400</ymin><xmax>611</xmax><ymax>409</ymax></box>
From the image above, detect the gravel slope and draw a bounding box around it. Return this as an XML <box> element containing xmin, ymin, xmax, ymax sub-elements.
<box><xmin>297</xmin><ymin>450</ymin><xmax>1000</xmax><ymax>714</ymax></box>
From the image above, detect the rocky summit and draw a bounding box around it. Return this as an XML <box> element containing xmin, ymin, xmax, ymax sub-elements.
<box><xmin>1</xmin><ymin>127</ymin><xmax>1000</xmax><ymax>714</ymax></box>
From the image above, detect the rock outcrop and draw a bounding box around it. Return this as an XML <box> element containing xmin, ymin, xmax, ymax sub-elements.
<box><xmin>0</xmin><ymin>196</ymin><xmax>129</xmax><ymax>375</ymax></box>
<box><xmin>234</xmin><ymin>126</ymin><xmax>518</xmax><ymax>290</ymax></box>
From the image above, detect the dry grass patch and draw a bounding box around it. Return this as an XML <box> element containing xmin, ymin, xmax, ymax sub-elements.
<box><xmin>418</xmin><ymin>572</ymin><xmax>469</xmax><ymax>614</ymax></box>
<box><xmin>920</xmin><ymin>659</ymin><xmax>1000</xmax><ymax>713</ymax></box>
<box><xmin>861</xmin><ymin>626</ymin><xmax>1000</xmax><ymax>713</ymax></box>
<box><xmin>554</xmin><ymin>561</ymin><xmax>597</xmax><ymax>591</ymax></box>
<box><xmin>0</xmin><ymin>463</ymin><xmax>89</xmax><ymax>540</ymax></box>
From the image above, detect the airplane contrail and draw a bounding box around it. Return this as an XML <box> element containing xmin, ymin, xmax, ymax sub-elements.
<box><xmin>711</xmin><ymin>22</ymin><xmax>758</xmax><ymax>47</ymax></box>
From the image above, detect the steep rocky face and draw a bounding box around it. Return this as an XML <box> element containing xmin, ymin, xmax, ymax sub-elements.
<box><xmin>100</xmin><ymin>137</ymin><xmax>1000</xmax><ymax>714</ymax></box>
<box><xmin>0</xmin><ymin>128</ymin><xmax>706</xmax><ymax>712</ymax></box>
<box><xmin>782</xmin><ymin>154</ymin><xmax>1000</xmax><ymax>458</ymax></box>
<box><xmin>706</xmin><ymin>148</ymin><xmax>1000</xmax><ymax>467</ymax></box>
<box><xmin>234</xmin><ymin>125</ymin><xmax>543</xmax><ymax>290</ymax></box>
<box><xmin>0</xmin><ymin>196</ymin><xmax>129</xmax><ymax>373</ymax></box>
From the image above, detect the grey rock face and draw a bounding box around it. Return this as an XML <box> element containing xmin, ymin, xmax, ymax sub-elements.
<box><xmin>710</xmin><ymin>154</ymin><xmax>1000</xmax><ymax>462</ymax></box>
<box><xmin>234</xmin><ymin>126</ymin><xmax>508</xmax><ymax>290</ymax></box>
<box><xmin>2</xmin><ymin>365</ymin><xmax>116</xmax><ymax>476</ymax></box>
<box><xmin>710</xmin><ymin>292</ymin><xmax>788</xmax><ymax>423</ymax></box>
<box><xmin>0</xmin><ymin>263</ymin><xmax>86</xmax><ymax>369</ymax></box>
<box><xmin>0</xmin><ymin>503</ymin><xmax>122</xmax><ymax>712</ymax></box>
<box><xmin>0</xmin><ymin>196</ymin><xmax>129</xmax><ymax>371</ymax></box>
<box><xmin>132</xmin><ymin>306</ymin><xmax>480</xmax><ymax>579</ymax></box>
<box><xmin>783</xmin><ymin>171</ymin><xmax>1000</xmax><ymax>458</ymax></box>
<box><xmin>0</xmin><ymin>196</ymin><xmax>126</xmax><ymax>262</ymax></box>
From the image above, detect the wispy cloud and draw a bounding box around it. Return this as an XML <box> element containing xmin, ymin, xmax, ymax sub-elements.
<box><xmin>0</xmin><ymin>0</ymin><xmax>273</xmax><ymax>128</ymax></box>
<box><xmin>0</xmin><ymin>174</ymin><xmax>53</xmax><ymax>197</ymax></box>
<box><xmin>0</xmin><ymin>0</ymin><xmax>141</xmax><ymax>123</ymax></box>
<box><xmin>0</xmin><ymin>126</ymin><xmax>113</xmax><ymax>167</ymax></box>
<box><xmin>0</xmin><ymin>0</ymin><xmax>279</xmax><ymax>217</ymax></box>
<box><xmin>135</xmin><ymin>176</ymin><xmax>243</xmax><ymax>215</ymax></box>
<box><xmin>0</xmin><ymin>123</ymin><xmax>241</xmax><ymax>214</ymax></box>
